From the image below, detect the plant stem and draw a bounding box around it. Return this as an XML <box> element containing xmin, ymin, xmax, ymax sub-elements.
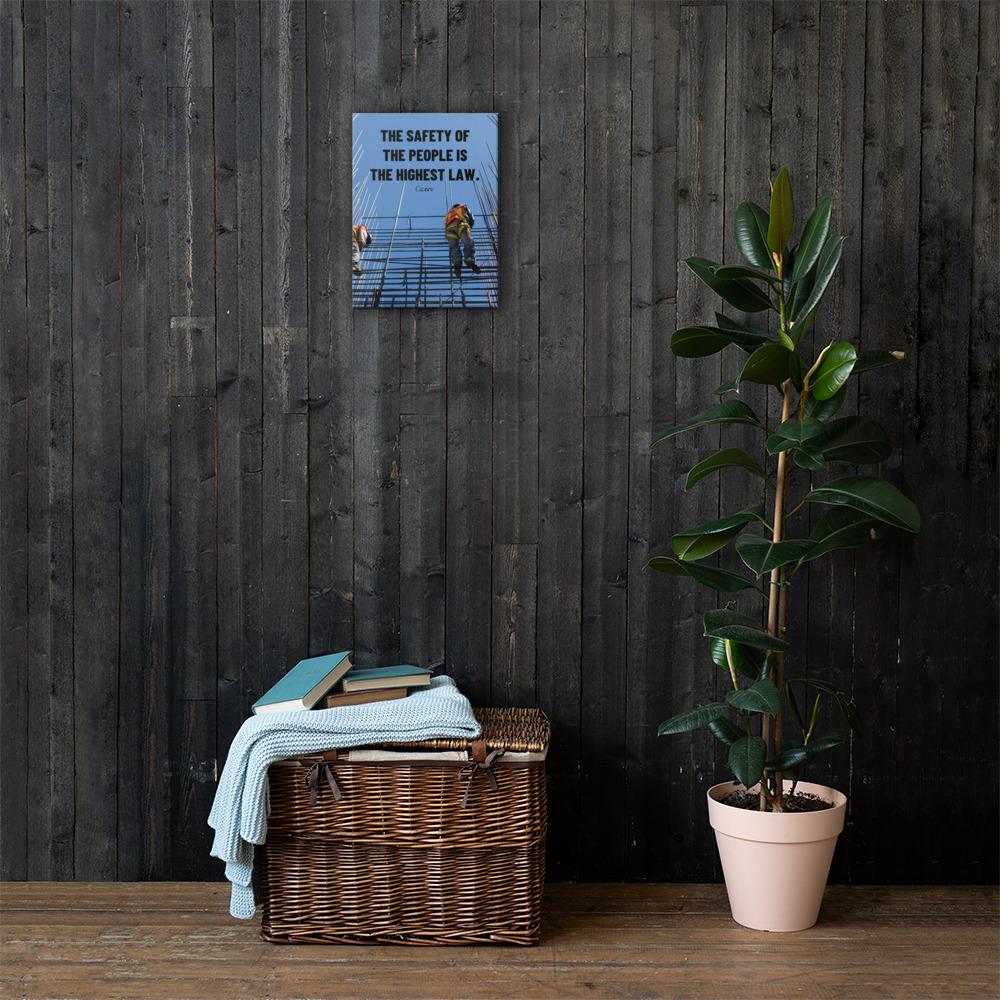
<box><xmin>763</xmin><ymin>378</ymin><xmax>795</xmax><ymax>810</ymax></box>
<box><xmin>724</xmin><ymin>639</ymin><xmax>740</xmax><ymax>691</ymax></box>
<box><xmin>775</xmin><ymin>564</ymin><xmax>789</xmax><ymax>793</ymax></box>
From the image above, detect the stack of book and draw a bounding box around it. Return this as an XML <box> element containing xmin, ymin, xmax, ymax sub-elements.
<box><xmin>251</xmin><ymin>650</ymin><xmax>432</xmax><ymax>715</ymax></box>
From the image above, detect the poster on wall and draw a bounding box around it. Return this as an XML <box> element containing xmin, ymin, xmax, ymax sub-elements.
<box><xmin>352</xmin><ymin>112</ymin><xmax>498</xmax><ymax>308</ymax></box>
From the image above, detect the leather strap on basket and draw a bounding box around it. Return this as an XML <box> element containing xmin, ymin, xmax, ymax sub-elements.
<box><xmin>306</xmin><ymin>760</ymin><xmax>343</xmax><ymax>806</ymax></box>
<box><xmin>461</xmin><ymin>748</ymin><xmax>504</xmax><ymax>809</ymax></box>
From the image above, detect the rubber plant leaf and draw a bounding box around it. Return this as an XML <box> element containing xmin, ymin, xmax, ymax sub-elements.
<box><xmin>670</xmin><ymin>324</ymin><xmax>770</xmax><ymax>358</ymax></box>
<box><xmin>651</xmin><ymin>401</ymin><xmax>762</xmax><ymax>447</ymax></box>
<box><xmin>804</xmin><ymin>475</ymin><xmax>921</xmax><ymax>532</ymax></box>
<box><xmin>648</xmin><ymin>556</ymin><xmax>761</xmax><ymax>595</ymax></box>
<box><xmin>790</xmin><ymin>197</ymin><xmax>833</xmax><ymax>284</ymax></box>
<box><xmin>766</xmin><ymin>745</ymin><xmax>811</xmax><ymax>771</ymax></box>
<box><xmin>810</xmin><ymin>341</ymin><xmax>858</xmax><ymax>400</ymax></box>
<box><xmin>729</xmin><ymin>736</ymin><xmax>767</xmax><ymax>788</ymax></box>
<box><xmin>791</xmin><ymin>262</ymin><xmax>815</xmax><ymax>319</ymax></box>
<box><xmin>703</xmin><ymin>608</ymin><xmax>790</xmax><ymax>652</ymax></box>
<box><xmin>726</xmin><ymin>677</ymin><xmax>782</xmax><ymax>716</ymax></box>
<box><xmin>804</xmin><ymin>386</ymin><xmax>847</xmax><ymax>422</ymax></box>
<box><xmin>735</xmin><ymin>537</ymin><xmax>815</xmax><ymax>577</ymax></box>
<box><xmin>781</xmin><ymin>243</ymin><xmax>798</xmax><ymax>299</ymax></box>
<box><xmin>814</xmin><ymin>416</ymin><xmax>892</xmax><ymax>464</ymax></box>
<box><xmin>710</xmin><ymin>637</ymin><xmax>766</xmax><ymax>680</ymax></box>
<box><xmin>766</xmin><ymin>416</ymin><xmax>827</xmax><ymax>454</ymax></box>
<box><xmin>737</xmin><ymin>343</ymin><xmax>796</xmax><ymax>388</ymax></box>
<box><xmin>734</xmin><ymin>202</ymin><xmax>773</xmax><ymax>269</ymax></box>
<box><xmin>713</xmin><ymin>264</ymin><xmax>780</xmax><ymax>286</ymax></box>
<box><xmin>803</xmin><ymin>508</ymin><xmax>878</xmax><ymax>563</ymax></box>
<box><xmin>671</xmin><ymin>505</ymin><xmax>767</xmax><ymax>561</ymax></box>
<box><xmin>853</xmin><ymin>350</ymin><xmax>905</xmax><ymax>375</ymax></box>
<box><xmin>803</xmin><ymin>732</ymin><xmax>847</xmax><ymax>755</ymax></box>
<box><xmin>793</xmin><ymin>233</ymin><xmax>845</xmax><ymax>320</ymax></box>
<box><xmin>767</xmin><ymin>167</ymin><xmax>794</xmax><ymax>253</ymax></box>
<box><xmin>715</xmin><ymin>312</ymin><xmax>767</xmax><ymax>336</ymax></box>
<box><xmin>788</xmin><ymin>677</ymin><xmax>864</xmax><ymax>734</ymax></box>
<box><xmin>684</xmin><ymin>447</ymin><xmax>768</xmax><ymax>491</ymax></box>
<box><xmin>708</xmin><ymin>717</ymin><xmax>744</xmax><ymax>746</ymax></box>
<box><xmin>792</xmin><ymin>445</ymin><xmax>827</xmax><ymax>471</ymax></box>
<box><xmin>684</xmin><ymin>257</ymin><xmax>773</xmax><ymax>313</ymax></box>
<box><xmin>657</xmin><ymin>703</ymin><xmax>727</xmax><ymax>736</ymax></box>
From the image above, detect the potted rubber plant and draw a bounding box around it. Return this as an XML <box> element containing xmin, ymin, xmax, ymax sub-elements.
<box><xmin>652</xmin><ymin>168</ymin><xmax>920</xmax><ymax>932</ymax></box>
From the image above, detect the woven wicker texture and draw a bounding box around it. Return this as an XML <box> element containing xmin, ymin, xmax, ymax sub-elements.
<box><xmin>260</xmin><ymin>706</ymin><xmax>548</xmax><ymax>946</ymax></box>
<box><xmin>404</xmin><ymin>706</ymin><xmax>550</xmax><ymax>752</ymax></box>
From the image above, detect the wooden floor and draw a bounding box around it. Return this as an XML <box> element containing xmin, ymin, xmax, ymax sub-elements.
<box><xmin>1</xmin><ymin>884</ymin><xmax>997</xmax><ymax>1000</ymax></box>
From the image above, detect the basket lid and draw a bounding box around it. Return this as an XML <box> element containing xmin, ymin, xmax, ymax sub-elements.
<box><xmin>379</xmin><ymin>706</ymin><xmax>549</xmax><ymax>754</ymax></box>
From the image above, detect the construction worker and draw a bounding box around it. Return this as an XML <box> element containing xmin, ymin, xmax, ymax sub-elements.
<box><xmin>352</xmin><ymin>224</ymin><xmax>372</xmax><ymax>275</ymax></box>
<box><xmin>444</xmin><ymin>203</ymin><xmax>480</xmax><ymax>277</ymax></box>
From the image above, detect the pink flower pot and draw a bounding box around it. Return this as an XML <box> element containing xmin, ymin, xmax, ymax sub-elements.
<box><xmin>707</xmin><ymin>779</ymin><xmax>847</xmax><ymax>932</ymax></box>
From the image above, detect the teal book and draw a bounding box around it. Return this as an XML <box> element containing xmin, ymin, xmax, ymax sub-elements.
<box><xmin>341</xmin><ymin>664</ymin><xmax>433</xmax><ymax>693</ymax></box>
<box><xmin>252</xmin><ymin>651</ymin><xmax>353</xmax><ymax>715</ymax></box>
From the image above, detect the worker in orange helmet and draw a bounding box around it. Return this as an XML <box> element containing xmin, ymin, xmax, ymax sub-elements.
<box><xmin>352</xmin><ymin>224</ymin><xmax>372</xmax><ymax>275</ymax></box>
<box><xmin>444</xmin><ymin>204</ymin><xmax>480</xmax><ymax>278</ymax></box>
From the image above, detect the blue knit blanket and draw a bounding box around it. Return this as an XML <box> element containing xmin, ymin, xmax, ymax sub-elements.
<box><xmin>208</xmin><ymin>675</ymin><xmax>480</xmax><ymax>918</ymax></box>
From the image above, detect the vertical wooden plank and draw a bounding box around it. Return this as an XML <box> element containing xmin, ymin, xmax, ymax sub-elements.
<box><xmin>23</xmin><ymin>0</ymin><xmax>73</xmax><ymax>880</ymax></box>
<box><xmin>398</xmin><ymin>0</ymin><xmax>447</xmax><ymax>670</ymax></box>
<box><xmin>262</xmin><ymin>0</ymin><xmax>309</xmax><ymax>681</ymax></box>
<box><xmin>969</xmin><ymin>0</ymin><xmax>999</xmax><ymax>489</ymax></box>
<box><xmin>352</xmin><ymin>0</ymin><xmax>401</xmax><ymax>668</ymax></box>
<box><xmin>119</xmin><ymin>0</ymin><xmax>172</xmax><ymax>879</ymax></box>
<box><xmin>668</xmin><ymin>0</ymin><xmax>727</xmax><ymax>881</ymax></box>
<box><xmin>966</xmin><ymin>0</ymin><xmax>1000</xmax><ymax>882</ymax></box>
<box><xmin>853</xmin><ymin>0</ymin><xmax>921</xmax><ymax>882</ymax></box>
<box><xmin>537</xmin><ymin>0</ymin><xmax>585</xmax><ymax>881</ymax></box>
<box><xmin>625</xmin><ymin>0</ymin><xmax>680</xmax><ymax>881</ymax></box>
<box><xmin>899</xmin><ymin>0</ymin><xmax>995</xmax><ymax>881</ymax></box>
<box><xmin>815</xmin><ymin>1</ymin><xmax>865</xmax><ymax>364</ymax></box>
<box><xmin>579</xmin><ymin>0</ymin><xmax>631</xmax><ymax>880</ymax></box>
<box><xmin>214</xmin><ymin>1</ymin><xmax>264</xmax><ymax>772</ymax></box>
<box><xmin>168</xmin><ymin>395</ymin><xmax>217</xmax><ymax>878</ymax></box>
<box><xmin>492</xmin><ymin>0</ymin><xmax>539</xmax><ymax>706</ymax></box>
<box><xmin>70</xmin><ymin>0</ymin><xmax>120</xmax><ymax>881</ymax></box>
<box><xmin>167</xmin><ymin>0</ymin><xmax>215</xmax><ymax>397</ymax></box>
<box><xmin>770</xmin><ymin>2</ymin><xmax>819</xmax><ymax>203</ymax></box>
<box><xmin>806</xmin><ymin>3</ymin><xmax>866</xmax><ymax>855</ymax></box>
<box><xmin>0</xmin><ymin>0</ymin><xmax>28</xmax><ymax>881</ymax></box>
<box><xmin>445</xmin><ymin>0</ymin><xmax>494</xmax><ymax>704</ymax></box>
<box><xmin>307</xmin><ymin>0</ymin><xmax>354</xmax><ymax>658</ymax></box>
<box><xmin>166</xmin><ymin>0</ymin><xmax>216</xmax><ymax>880</ymax></box>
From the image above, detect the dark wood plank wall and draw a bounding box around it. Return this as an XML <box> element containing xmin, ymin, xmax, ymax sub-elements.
<box><xmin>0</xmin><ymin>0</ymin><xmax>996</xmax><ymax>884</ymax></box>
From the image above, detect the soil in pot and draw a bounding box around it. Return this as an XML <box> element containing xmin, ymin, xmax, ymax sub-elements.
<box><xmin>720</xmin><ymin>789</ymin><xmax>834</xmax><ymax>812</ymax></box>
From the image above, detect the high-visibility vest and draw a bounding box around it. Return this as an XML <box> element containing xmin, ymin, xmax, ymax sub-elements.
<box><xmin>444</xmin><ymin>206</ymin><xmax>470</xmax><ymax>234</ymax></box>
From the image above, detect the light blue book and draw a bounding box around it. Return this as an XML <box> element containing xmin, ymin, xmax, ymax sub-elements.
<box><xmin>252</xmin><ymin>651</ymin><xmax>353</xmax><ymax>714</ymax></box>
<box><xmin>341</xmin><ymin>664</ymin><xmax>433</xmax><ymax>693</ymax></box>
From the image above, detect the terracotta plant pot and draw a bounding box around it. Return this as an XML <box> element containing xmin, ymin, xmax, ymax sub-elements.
<box><xmin>707</xmin><ymin>779</ymin><xmax>847</xmax><ymax>932</ymax></box>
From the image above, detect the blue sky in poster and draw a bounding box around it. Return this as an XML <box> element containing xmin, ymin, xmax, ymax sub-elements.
<box><xmin>352</xmin><ymin>112</ymin><xmax>497</xmax><ymax>226</ymax></box>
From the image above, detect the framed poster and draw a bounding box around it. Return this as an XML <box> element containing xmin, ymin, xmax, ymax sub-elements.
<box><xmin>352</xmin><ymin>112</ymin><xmax>498</xmax><ymax>308</ymax></box>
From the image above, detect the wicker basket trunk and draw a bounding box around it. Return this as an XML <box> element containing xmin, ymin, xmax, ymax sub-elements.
<box><xmin>259</xmin><ymin>707</ymin><xmax>548</xmax><ymax>945</ymax></box>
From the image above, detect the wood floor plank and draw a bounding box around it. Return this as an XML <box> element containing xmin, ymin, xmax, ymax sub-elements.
<box><xmin>1</xmin><ymin>884</ymin><xmax>997</xmax><ymax>1000</ymax></box>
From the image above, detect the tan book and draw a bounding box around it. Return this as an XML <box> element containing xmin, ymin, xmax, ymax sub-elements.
<box><xmin>321</xmin><ymin>686</ymin><xmax>408</xmax><ymax>708</ymax></box>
